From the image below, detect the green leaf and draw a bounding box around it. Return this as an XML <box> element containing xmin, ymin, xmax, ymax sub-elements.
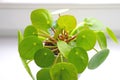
<box><xmin>50</xmin><ymin>62</ymin><xmax>78</xmax><ymax>80</ymax></box>
<box><xmin>31</xmin><ymin>9</ymin><xmax>53</xmax><ymax>32</ymax></box>
<box><xmin>88</xmin><ymin>48</ymin><xmax>109</xmax><ymax>69</ymax></box>
<box><xmin>76</xmin><ymin>29</ymin><xmax>96</xmax><ymax>50</ymax></box>
<box><xmin>96</xmin><ymin>31</ymin><xmax>107</xmax><ymax>49</ymax></box>
<box><xmin>24</xmin><ymin>25</ymin><xmax>38</xmax><ymax>37</ymax></box>
<box><xmin>57</xmin><ymin>41</ymin><xmax>72</xmax><ymax>58</ymax></box>
<box><xmin>57</xmin><ymin>15</ymin><xmax>77</xmax><ymax>32</ymax></box>
<box><xmin>37</xmin><ymin>68</ymin><xmax>52</xmax><ymax>80</ymax></box>
<box><xmin>18</xmin><ymin>30</ymin><xmax>23</xmax><ymax>45</ymax></box>
<box><xmin>68</xmin><ymin>47</ymin><xmax>88</xmax><ymax>73</ymax></box>
<box><xmin>106</xmin><ymin>27</ymin><xmax>118</xmax><ymax>43</ymax></box>
<box><xmin>34</xmin><ymin>48</ymin><xmax>55</xmax><ymax>68</ymax></box>
<box><xmin>84</xmin><ymin>18</ymin><xmax>105</xmax><ymax>30</ymax></box>
<box><xmin>18</xmin><ymin>31</ymin><xmax>35</xmax><ymax>80</ymax></box>
<box><xmin>21</xmin><ymin>58</ymin><xmax>35</xmax><ymax>80</ymax></box>
<box><xmin>19</xmin><ymin>36</ymin><xmax>43</xmax><ymax>60</ymax></box>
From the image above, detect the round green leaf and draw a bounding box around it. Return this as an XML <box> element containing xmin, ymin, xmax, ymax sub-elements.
<box><xmin>57</xmin><ymin>15</ymin><xmax>77</xmax><ymax>32</ymax></box>
<box><xmin>88</xmin><ymin>48</ymin><xmax>109</xmax><ymax>69</ymax></box>
<box><xmin>34</xmin><ymin>48</ymin><xmax>55</xmax><ymax>68</ymax></box>
<box><xmin>31</xmin><ymin>9</ymin><xmax>53</xmax><ymax>32</ymax></box>
<box><xmin>50</xmin><ymin>62</ymin><xmax>78</xmax><ymax>80</ymax></box>
<box><xmin>96</xmin><ymin>31</ymin><xmax>107</xmax><ymax>49</ymax></box>
<box><xmin>19</xmin><ymin>36</ymin><xmax>43</xmax><ymax>60</ymax></box>
<box><xmin>68</xmin><ymin>47</ymin><xmax>88</xmax><ymax>73</ymax></box>
<box><xmin>106</xmin><ymin>27</ymin><xmax>118</xmax><ymax>43</ymax></box>
<box><xmin>84</xmin><ymin>18</ymin><xmax>105</xmax><ymax>30</ymax></box>
<box><xmin>24</xmin><ymin>25</ymin><xmax>38</xmax><ymax>37</ymax></box>
<box><xmin>76</xmin><ymin>29</ymin><xmax>96</xmax><ymax>50</ymax></box>
<box><xmin>37</xmin><ymin>68</ymin><xmax>52</xmax><ymax>80</ymax></box>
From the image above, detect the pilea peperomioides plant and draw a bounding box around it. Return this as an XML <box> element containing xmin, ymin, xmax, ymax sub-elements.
<box><xmin>18</xmin><ymin>8</ymin><xmax>118</xmax><ymax>80</ymax></box>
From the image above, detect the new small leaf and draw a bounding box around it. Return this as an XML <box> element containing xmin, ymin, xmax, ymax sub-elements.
<box><xmin>57</xmin><ymin>41</ymin><xmax>72</xmax><ymax>58</ymax></box>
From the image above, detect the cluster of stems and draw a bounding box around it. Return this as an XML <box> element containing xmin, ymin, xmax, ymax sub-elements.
<box><xmin>43</xmin><ymin>28</ymin><xmax>77</xmax><ymax>55</ymax></box>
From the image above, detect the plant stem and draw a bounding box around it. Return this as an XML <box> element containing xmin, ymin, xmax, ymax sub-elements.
<box><xmin>66</xmin><ymin>35</ymin><xmax>77</xmax><ymax>43</ymax></box>
<box><xmin>38</xmin><ymin>33</ymin><xmax>48</xmax><ymax>38</ymax></box>
<box><xmin>48</xmin><ymin>37</ymin><xmax>57</xmax><ymax>43</ymax></box>
<box><xmin>51</xmin><ymin>27</ymin><xmax>56</xmax><ymax>33</ymax></box>
<box><xmin>60</xmin><ymin>53</ymin><xmax>63</xmax><ymax>62</ymax></box>
<box><xmin>44</xmin><ymin>46</ymin><xmax>57</xmax><ymax>48</ymax></box>
<box><xmin>93</xmin><ymin>48</ymin><xmax>98</xmax><ymax>53</ymax></box>
<box><xmin>38</xmin><ymin>33</ymin><xmax>57</xmax><ymax>43</ymax></box>
<box><xmin>27</xmin><ymin>60</ymin><xmax>32</xmax><ymax>64</ymax></box>
<box><xmin>52</xmin><ymin>48</ymin><xmax>58</xmax><ymax>52</ymax></box>
<box><xmin>53</xmin><ymin>53</ymin><xmax>60</xmax><ymax>64</ymax></box>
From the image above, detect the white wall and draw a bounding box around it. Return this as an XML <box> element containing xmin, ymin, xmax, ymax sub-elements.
<box><xmin>0</xmin><ymin>4</ymin><xmax>120</xmax><ymax>37</ymax></box>
<box><xmin>0</xmin><ymin>0</ymin><xmax>120</xmax><ymax>4</ymax></box>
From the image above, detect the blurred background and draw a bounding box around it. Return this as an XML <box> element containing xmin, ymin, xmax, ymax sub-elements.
<box><xmin>0</xmin><ymin>1</ymin><xmax>120</xmax><ymax>80</ymax></box>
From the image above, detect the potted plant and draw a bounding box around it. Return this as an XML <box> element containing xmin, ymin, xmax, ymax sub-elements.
<box><xmin>18</xmin><ymin>8</ymin><xmax>118</xmax><ymax>80</ymax></box>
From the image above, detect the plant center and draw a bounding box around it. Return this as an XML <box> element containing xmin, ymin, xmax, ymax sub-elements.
<box><xmin>44</xmin><ymin>28</ymin><xmax>77</xmax><ymax>55</ymax></box>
